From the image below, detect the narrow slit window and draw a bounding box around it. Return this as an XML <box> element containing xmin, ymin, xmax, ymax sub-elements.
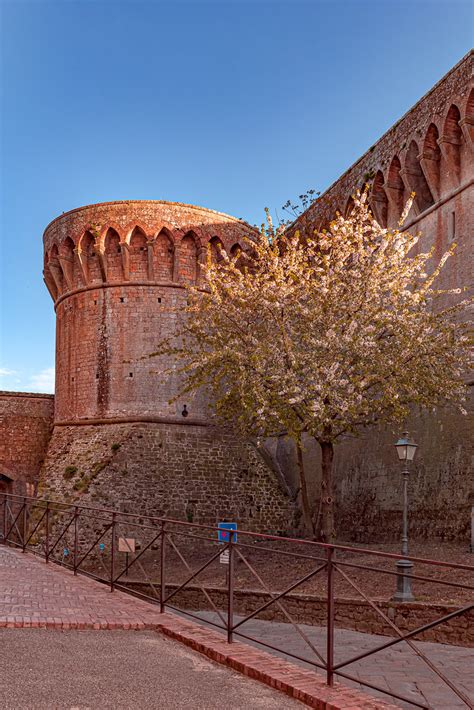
<box><xmin>448</xmin><ymin>211</ymin><xmax>456</xmax><ymax>242</ymax></box>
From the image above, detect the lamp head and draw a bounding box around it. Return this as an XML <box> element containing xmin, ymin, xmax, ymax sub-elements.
<box><xmin>394</xmin><ymin>431</ymin><xmax>418</xmax><ymax>462</ymax></box>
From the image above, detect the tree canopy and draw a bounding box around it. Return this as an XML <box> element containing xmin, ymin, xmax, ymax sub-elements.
<box><xmin>152</xmin><ymin>190</ymin><xmax>470</xmax><ymax>540</ymax></box>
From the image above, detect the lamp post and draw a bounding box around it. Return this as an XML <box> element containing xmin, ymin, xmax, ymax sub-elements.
<box><xmin>392</xmin><ymin>432</ymin><xmax>418</xmax><ymax>602</ymax></box>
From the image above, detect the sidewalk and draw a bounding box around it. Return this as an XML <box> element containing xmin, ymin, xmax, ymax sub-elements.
<box><xmin>0</xmin><ymin>546</ymin><xmax>396</xmax><ymax>709</ymax></box>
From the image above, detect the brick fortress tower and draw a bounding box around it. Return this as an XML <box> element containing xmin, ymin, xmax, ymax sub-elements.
<box><xmin>39</xmin><ymin>200</ymin><xmax>295</xmax><ymax>530</ymax></box>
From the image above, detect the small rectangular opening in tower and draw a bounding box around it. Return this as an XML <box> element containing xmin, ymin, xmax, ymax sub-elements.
<box><xmin>158</xmin><ymin>297</ymin><xmax>162</xmax><ymax>303</ymax></box>
<box><xmin>120</xmin><ymin>297</ymin><xmax>125</xmax><ymax>303</ymax></box>
<box><xmin>448</xmin><ymin>211</ymin><xmax>456</xmax><ymax>242</ymax></box>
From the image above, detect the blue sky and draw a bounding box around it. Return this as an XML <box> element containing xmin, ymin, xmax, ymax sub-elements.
<box><xmin>0</xmin><ymin>0</ymin><xmax>472</xmax><ymax>393</ymax></box>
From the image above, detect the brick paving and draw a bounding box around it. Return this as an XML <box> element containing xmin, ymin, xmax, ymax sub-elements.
<box><xmin>195</xmin><ymin>611</ymin><xmax>474</xmax><ymax>710</ymax></box>
<box><xmin>0</xmin><ymin>546</ymin><xmax>396</xmax><ymax>709</ymax></box>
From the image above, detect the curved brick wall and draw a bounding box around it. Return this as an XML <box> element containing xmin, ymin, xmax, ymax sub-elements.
<box><xmin>43</xmin><ymin>201</ymin><xmax>253</xmax><ymax>424</ymax></box>
<box><xmin>40</xmin><ymin>201</ymin><xmax>295</xmax><ymax>532</ymax></box>
<box><xmin>0</xmin><ymin>392</ymin><xmax>54</xmax><ymax>494</ymax></box>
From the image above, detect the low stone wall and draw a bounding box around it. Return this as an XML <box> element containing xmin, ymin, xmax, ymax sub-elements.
<box><xmin>124</xmin><ymin>581</ymin><xmax>473</xmax><ymax>648</ymax></box>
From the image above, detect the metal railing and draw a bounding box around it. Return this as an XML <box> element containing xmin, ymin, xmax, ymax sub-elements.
<box><xmin>1</xmin><ymin>493</ymin><xmax>473</xmax><ymax>709</ymax></box>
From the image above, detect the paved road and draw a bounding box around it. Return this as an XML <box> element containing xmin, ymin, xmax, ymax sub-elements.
<box><xmin>0</xmin><ymin>628</ymin><xmax>301</xmax><ymax>709</ymax></box>
<box><xmin>191</xmin><ymin>611</ymin><xmax>474</xmax><ymax>710</ymax></box>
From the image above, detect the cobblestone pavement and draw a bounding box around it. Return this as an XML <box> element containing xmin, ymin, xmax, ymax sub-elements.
<box><xmin>194</xmin><ymin>611</ymin><xmax>474</xmax><ymax>710</ymax></box>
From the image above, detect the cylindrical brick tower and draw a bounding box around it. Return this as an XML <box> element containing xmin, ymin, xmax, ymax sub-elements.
<box><xmin>40</xmin><ymin>200</ymin><xmax>294</xmax><ymax>531</ymax></box>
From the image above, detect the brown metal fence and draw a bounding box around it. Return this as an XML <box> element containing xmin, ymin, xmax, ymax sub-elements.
<box><xmin>1</xmin><ymin>493</ymin><xmax>473</xmax><ymax>709</ymax></box>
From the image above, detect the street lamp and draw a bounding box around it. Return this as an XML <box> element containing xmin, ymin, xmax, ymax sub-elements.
<box><xmin>392</xmin><ymin>432</ymin><xmax>418</xmax><ymax>602</ymax></box>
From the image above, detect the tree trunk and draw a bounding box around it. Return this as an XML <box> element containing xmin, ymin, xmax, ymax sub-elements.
<box><xmin>296</xmin><ymin>438</ymin><xmax>314</xmax><ymax>537</ymax></box>
<box><xmin>319</xmin><ymin>440</ymin><xmax>335</xmax><ymax>543</ymax></box>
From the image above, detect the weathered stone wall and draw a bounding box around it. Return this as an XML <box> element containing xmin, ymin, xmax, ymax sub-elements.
<box><xmin>0</xmin><ymin>392</ymin><xmax>54</xmax><ymax>495</ymax></box>
<box><xmin>39</xmin><ymin>421</ymin><xmax>296</xmax><ymax>533</ymax></box>
<box><xmin>273</xmin><ymin>395</ymin><xmax>474</xmax><ymax>542</ymax></box>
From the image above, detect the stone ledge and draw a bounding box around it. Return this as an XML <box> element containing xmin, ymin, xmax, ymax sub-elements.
<box><xmin>154</xmin><ymin>613</ymin><xmax>399</xmax><ymax>710</ymax></box>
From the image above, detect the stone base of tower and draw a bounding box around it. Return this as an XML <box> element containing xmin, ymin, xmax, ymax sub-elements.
<box><xmin>38</xmin><ymin>422</ymin><xmax>297</xmax><ymax>533</ymax></box>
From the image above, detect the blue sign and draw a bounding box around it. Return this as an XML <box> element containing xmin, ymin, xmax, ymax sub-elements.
<box><xmin>99</xmin><ymin>543</ymin><xmax>105</xmax><ymax>552</ymax></box>
<box><xmin>63</xmin><ymin>548</ymin><xmax>69</xmax><ymax>557</ymax></box>
<box><xmin>218</xmin><ymin>522</ymin><xmax>237</xmax><ymax>543</ymax></box>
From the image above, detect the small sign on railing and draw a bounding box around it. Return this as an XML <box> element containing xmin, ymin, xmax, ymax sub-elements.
<box><xmin>218</xmin><ymin>523</ymin><xmax>237</xmax><ymax>565</ymax></box>
<box><xmin>217</xmin><ymin>522</ymin><xmax>237</xmax><ymax>544</ymax></box>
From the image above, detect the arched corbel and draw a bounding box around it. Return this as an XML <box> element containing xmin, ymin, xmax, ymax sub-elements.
<box><xmin>172</xmin><ymin>243</ymin><xmax>181</xmax><ymax>282</ymax></box>
<box><xmin>58</xmin><ymin>254</ymin><xmax>74</xmax><ymax>290</ymax></box>
<box><xmin>120</xmin><ymin>242</ymin><xmax>130</xmax><ymax>280</ymax></box>
<box><xmin>97</xmin><ymin>248</ymin><xmax>107</xmax><ymax>282</ymax></box>
<box><xmin>75</xmin><ymin>246</ymin><xmax>88</xmax><ymax>285</ymax></box>
<box><xmin>147</xmin><ymin>238</ymin><xmax>155</xmax><ymax>280</ymax></box>
<box><xmin>48</xmin><ymin>258</ymin><xmax>64</xmax><ymax>294</ymax></box>
<box><xmin>438</xmin><ymin>134</ymin><xmax>462</xmax><ymax>185</ymax></box>
<box><xmin>197</xmin><ymin>245</ymin><xmax>208</xmax><ymax>287</ymax></box>
<box><xmin>43</xmin><ymin>269</ymin><xmax>58</xmax><ymax>301</ymax></box>
<box><xmin>459</xmin><ymin>116</ymin><xmax>474</xmax><ymax>148</ymax></box>
<box><xmin>418</xmin><ymin>152</ymin><xmax>441</xmax><ymax>202</ymax></box>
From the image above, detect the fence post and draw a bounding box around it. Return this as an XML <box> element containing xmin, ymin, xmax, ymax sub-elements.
<box><xmin>21</xmin><ymin>498</ymin><xmax>27</xmax><ymax>552</ymax></box>
<box><xmin>45</xmin><ymin>502</ymin><xmax>50</xmax><ymax>563</ymax></box>
<box><xmin>160</xmin><ymin>521</ymin><xmax>166</xmax><ymax>612</ymax></box>
<box><xmin>2</xmin><ymin>494</ymin><xmax>6</xmax><ymax>542</ymax></box>
<box><xmin>326</xmin><ymin>546</ymin><xmax>335</xmax><ymax>686</ymax></box>
<box><xmin>73</xmin><ymin>506</ymin><xmax>79</xmax><ymax>575</ymax></box>
<box><xmin>227</xmin><ymin>531</ymin><xmax>234</xmax><ymax>643</ymax></box>
<box><xmin>110</xmin><ymin>512</ymin><xmax>116</xmax><ymax>592</ymax></box>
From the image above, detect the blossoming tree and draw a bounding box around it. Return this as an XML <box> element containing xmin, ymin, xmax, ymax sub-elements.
<box><xmin>153</xmin><ymin>191</ymin><xmax>470</xmax><ymax>541</ymax></box>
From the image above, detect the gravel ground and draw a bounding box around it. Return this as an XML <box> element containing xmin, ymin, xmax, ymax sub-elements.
<box><xmin>0</xmin><ymin>629</ymin><xmax>302</xmax><ymax>710</ymax></box>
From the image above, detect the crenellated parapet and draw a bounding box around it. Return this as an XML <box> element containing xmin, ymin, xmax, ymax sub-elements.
<box><xmin>303</xmin><ymin>51</ymin><xmax>473</xmax><ymax>232</ymax></box>
<box><xmin>43</xmin><ymin>200</ymin><xmax>253</xmax><ymax>303</ymax></box>
<box><xmin>42</xmin><ymin>200</ymin><xmax>254</xmax><ymax>425</ymax></box>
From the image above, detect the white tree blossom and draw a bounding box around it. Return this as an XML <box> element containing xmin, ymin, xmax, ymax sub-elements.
<box><xmin>152</xmin><ymin>190</ymin><xmax>471</xmax><ymax>541</ymax></box>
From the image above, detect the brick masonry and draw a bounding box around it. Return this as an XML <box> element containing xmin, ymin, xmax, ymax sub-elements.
<box><xmin>0</xmin><ymin>392</ymin><xmax>54</xmax><ymax>496</ymax></box>
<box><xmin>36</xmin><ymin>200</ymin><xmax>296</xmax><ymax>533</ymax></box>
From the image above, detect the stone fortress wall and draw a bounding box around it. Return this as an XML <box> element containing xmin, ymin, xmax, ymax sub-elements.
<box><xmin>1</xmin><ymin>52</ymin><xmax>472</xmax><ymax>541</ymax></box>
<box><xmin>272</xmin><ymin>51</ymin><xmax>473</xmax><ymax>541</ymax></box>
